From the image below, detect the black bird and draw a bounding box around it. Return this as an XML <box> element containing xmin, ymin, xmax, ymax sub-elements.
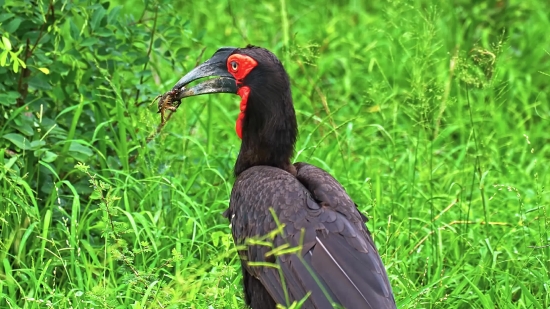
<box><xmin>169</xmin><ymin>46</ymin><xmax>396</xmax><ymax>309</ymax></box>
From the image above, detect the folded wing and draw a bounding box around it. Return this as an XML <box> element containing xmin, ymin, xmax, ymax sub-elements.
<box><xmin>228</xmin><ymin>164</ymin><xmax>396</xmax><ymax>309</ymax></box>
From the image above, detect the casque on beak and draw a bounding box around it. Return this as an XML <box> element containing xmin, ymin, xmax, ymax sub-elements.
<box><xmin>172</xmin><ymin>47</ymin><xmax>239</xmax><ymax>100</ymax></box>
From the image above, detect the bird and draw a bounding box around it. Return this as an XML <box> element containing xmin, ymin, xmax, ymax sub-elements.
<box><xmin>168</xmin><ymin>45</ymin><xmax>396</xmax><ymax>309</ymax></box>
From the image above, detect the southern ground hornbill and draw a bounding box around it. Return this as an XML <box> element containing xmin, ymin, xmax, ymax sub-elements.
<box><xmin>165</xmin><ymin>45</ymin><xmax>396</xmax><ymax>309</ymax></box>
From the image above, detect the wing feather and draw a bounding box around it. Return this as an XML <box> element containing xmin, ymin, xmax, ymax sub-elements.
<box><xmin>229</xmin><ymin>164</ymin><xmax>396</xmax><ymax>309</ymax></box>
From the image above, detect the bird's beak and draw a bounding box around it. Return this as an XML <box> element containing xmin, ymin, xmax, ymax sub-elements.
<box><xmin>172</xmin><ymin>47</ymin><xmax>238</xmax><ymax>100</ymax></box>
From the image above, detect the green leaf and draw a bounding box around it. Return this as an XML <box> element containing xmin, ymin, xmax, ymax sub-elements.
<box><xmin>13</xmin><ymin>115</ymin><xmax>34</xmax><ymax>136</ymax></box>
<box><xmin>3</xmin><ymin>133</ymin><xmax>32</xmax><ymax>150</ymax></box>
<box><xmin>94</xmin><ymin>28</ymin><xmax>113</xmax><ymax>37</ymax></box>
<box><xmin>80</xmin><ymin>37</ymin><xmax>99</xmax><ymax>47</ymax></box>
<box><xmin>90</xmin><ymin>190</ymin><xmax>102</xmax><ymax>200</ymax></box>
<box><xmin>30</xmin><ymin>140</ymin><xmax>46</xmax><ymax>150</ymax></box>
<box><xmin>4</xmin><ymin>155</ymin><xmax>18</xmax><ymax>171</ymax></box>
<box><xmin>1</xmin><ymin>36</ymin><xmax>11</xmax><ymax>51</ymax></box>
<box><xmin>69</xmin><ymin>142</ymin><xmax>94</xmax><ymax>157</ymax></box>
<box><xmin>0</xmin><ymin>91</ymin><xmax>20</xmax><ymax>106</ymax></box>
<box><xmin>12</xmin><ymin>55</ymin><xmax>19</xmax><ymax>73</ymax></box>
<box><xmin>91</xmin><ymin>7</ymin><xmax>106</xmax><ymax>31</ymax></box>
<box><xmin>0</xmin><ymin>13</ymin><xmax>15</xmax><ymax>23</ymax></box>
<box><xmin>69</xmin><ymin>19</ymin><xmax>80</xmax><ymax>41</ymax></box>
<box><xmin>0</xmin><ymin>50</ymin><xmax>8</xmax><ymax>66</ymax></box>
<box><xmin>41</xmin><ymin>151</ymin><xmax>58</xmax><ymax>163</ymax></box>
<box><xmin>38</xmin><ymin>67</ymin><xmax>49</xmax><ymax>74</ymax></box>
<box><xmin>107</xmin><ymin>6</ymin><xmax>121</xmax><ymax>24</ymax></box>
<box><xmin>28</xmin><ymin>75</ymin><xmax>51</xmax><ymax>90</ymax></box>
<box><xmin>16</xmin><ymin>56</ymin><xmax>26</xmax><ymax>68</ymax></box>
<box><xmin>4</xmin><ymin>18</ymin><xmax>22</xmax><ymax>33</ymax></box>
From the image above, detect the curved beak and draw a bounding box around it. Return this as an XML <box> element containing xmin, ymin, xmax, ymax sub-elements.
<box><xmin>172</xmin><ymin>47</ymin><xmax>238</xmax><ymax>100</ymax></box>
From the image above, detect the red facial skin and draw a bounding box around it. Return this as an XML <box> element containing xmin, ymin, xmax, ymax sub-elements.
<box><xmin>226</xmin><ymin>54</ymin><xmax>258</xmax><ymax>139</ymax></box>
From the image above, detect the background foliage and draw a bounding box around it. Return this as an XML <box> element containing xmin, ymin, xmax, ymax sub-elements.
<box><xmin>1</xmin><ymin>0</ymin><xmax>549</xmax><ymax>308</ymax></box>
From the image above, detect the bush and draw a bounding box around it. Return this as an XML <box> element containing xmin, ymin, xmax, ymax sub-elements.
<box><xmin>0</xmin><ymin>0</ymin><xmax>206</xmax><ymax>307</ymax></box>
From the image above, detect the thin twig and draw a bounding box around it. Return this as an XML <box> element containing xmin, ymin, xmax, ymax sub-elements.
<box><xmin>295</xmin><ymin>58</ymin><xmax>348</xmax><ymax>174</ymax></box>
<box><xmin>134</xmin><ymin>4</ymin><xmax>160</xmax><ymax>106</ymax></box>
<box><xmin>529</xmin><ymin>244</ymin><xmax>550</xmax><ymax>249</ymax></box>
<box><xmin>227</xmin><ymin>0</ymin><xmax>249</xmax><ymax>43</ymax></box>
<box><xmin>16</xmin><ymin>2</ymin><xmax>54</xmax><ymax>106</ymax></box>
<box><xmin>410</xmin><ymin>219</ymin><xmax>511</xmax><ymax>254</ymax></box>
<box><xmin>88</xmin><ymin>172</ymin><xmax>141</xmax><ymax>278</ymax></box>
<box><xmin>194</xmin><ymin>46</ymin><xmax>207</xmax><ymax>67</ymax></box>
<box><xmin>434</xmin><ymin>45</ymin><xmax>459</xmax><ymax>138</ymax></box>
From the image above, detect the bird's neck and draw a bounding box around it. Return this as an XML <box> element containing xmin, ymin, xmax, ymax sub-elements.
<box><xmin>234</xmin><ymin>89</ymin><xmax>297</xmax><ymax>177</ymax></box>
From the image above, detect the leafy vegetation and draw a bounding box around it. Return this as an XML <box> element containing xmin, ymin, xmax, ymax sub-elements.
<box><xmin>1</xmin><ymin>0</ymin><xmax>549</xmax><ymax>308</ymax></box>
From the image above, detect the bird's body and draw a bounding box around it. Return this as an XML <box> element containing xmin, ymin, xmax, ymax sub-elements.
<box><xmin>227</xmin><ymin>163</ymin><xmax>394</xmax><ymax>308</ymax></box>
<box><xmin>168</xmin><ymin>45</ymin><xmax>396</xmax><ymax>308</ymax></box>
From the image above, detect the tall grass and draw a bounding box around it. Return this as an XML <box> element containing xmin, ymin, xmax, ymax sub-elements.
<box><xmin>1</xmin><ymin>0</ymin><xmax>549</xmax><ymax>308</ymax></box>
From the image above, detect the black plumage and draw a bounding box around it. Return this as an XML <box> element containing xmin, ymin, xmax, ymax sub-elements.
<box><xmin>170</xmin><ymin>45</ymin><xmax>396</xmax><ymax>309</ymax></box>
<box><xmin>226</xmin><ymin>163</ymin><xmax>395</xmax><ymax>309</ymax></box>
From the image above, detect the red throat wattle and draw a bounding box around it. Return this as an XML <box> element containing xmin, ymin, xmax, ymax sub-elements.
<box><xmin>235</xmin><ymin>86</ymin><xmax>250</xmax><ymax>139</ymax></box>
<box><xmin>227</xmin><ymin>54</ymin><xmax>258</xmax><ymax>139</ymax></box>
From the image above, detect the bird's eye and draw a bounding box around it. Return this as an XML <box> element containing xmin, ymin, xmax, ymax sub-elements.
<box><xmin>231</xmin><ymin>61</ymin><xmax>238</xmax><ymax>71</ymax></box>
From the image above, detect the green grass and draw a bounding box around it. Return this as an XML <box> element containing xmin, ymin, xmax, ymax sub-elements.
<box><xmin>1</xmin><ymin>0</ymin><xmax>549</xmax><ymax>308</ymax></box>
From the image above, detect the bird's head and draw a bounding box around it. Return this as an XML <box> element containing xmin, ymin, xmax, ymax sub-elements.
<box><xmin>171</xmin><ymin>45</ymin><xmax>297</xmax><ymax>175</ymax></box>
<box><xmin>172</xmin><ymin>45</ymin><xmax>294</xmax><ymax>140</ymax></box>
